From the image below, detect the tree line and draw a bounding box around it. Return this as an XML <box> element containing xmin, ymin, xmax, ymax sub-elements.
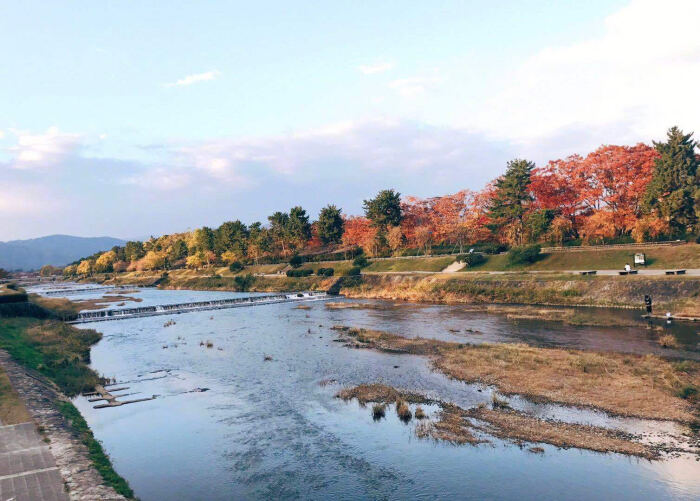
<box><xmin>64</xmin><ymin>126</ymin><xmax>699</xmax><ymax>276</ymax></box>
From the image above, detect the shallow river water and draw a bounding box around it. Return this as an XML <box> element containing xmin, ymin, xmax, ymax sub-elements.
<box><xmin>38</xmin><ymin>286</ymin><xmax>700</xmax><ymax>500</ymax></box>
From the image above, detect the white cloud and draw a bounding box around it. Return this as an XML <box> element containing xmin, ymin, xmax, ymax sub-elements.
<box><xmin>472</xmin><ymin>0</ymin><xmax>700</xmax><ymax>145</ymax></box>
<box><xmin>6</xmin><ymin>126</ymin><xmax>82</xmax><ymax>169</ymax></box>
<box><xmin>357</xmin><ymin>61</ymin><xmax>394</xmax><ymax>74</ymax></box>
<box><xmin>388</xmin><ymin>73</ymin><xmax>444</xmax><ymax>98</ymax></box>
<box><xmin>165</xmin><ymin>70</ymin><xmax>221</xmax><ymax>87</ymax></box>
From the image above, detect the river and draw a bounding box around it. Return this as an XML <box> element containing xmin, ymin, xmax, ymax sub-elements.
<box><xmin>33</xmin><ymin>285</ymin><xmax>700</xmax><ymax>500</ymax></box>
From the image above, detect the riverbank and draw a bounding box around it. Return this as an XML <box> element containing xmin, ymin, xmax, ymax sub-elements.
<box><xmin>92</xmin><ymin>270</ymin><xmax>700</xmax><ymax>317</ymax></box>
<box><xmin>0</xmin><ymin>317</ymin><xmax>135</xmax><ymax>499</ymax></box>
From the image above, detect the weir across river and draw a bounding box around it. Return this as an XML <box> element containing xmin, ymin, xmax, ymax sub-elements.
<box><xmin>67</xmin><ymin>291</ymin><xmax>331</xmax><ymax>323</ymax></box>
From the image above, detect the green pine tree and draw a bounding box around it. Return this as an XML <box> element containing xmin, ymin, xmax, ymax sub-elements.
<box><xmin>488</xmin><ymin>158</ymin><xmax>535</xmax><ymax>245</ymax></box>
<box><xmin>643</xmin><ymin>127</ymin><xmax>699</xmax><ymax>233</ymax></box>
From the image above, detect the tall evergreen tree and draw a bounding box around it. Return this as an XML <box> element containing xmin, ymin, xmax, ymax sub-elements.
<box><xmin>317</xmin><ymin>205</ymin><xmax>344</xmax><ymax>244</ymax></box>
<box><xmin>643</xmin><ymin>127</ymin><xmax>699</xmax><ymax>233</ymax></box>
<box><xmin>215</xmin><ymin>220</ymin><xmax>249</xmax><ymax>255</ymax></box>
<box><xmin>488</xmin><ymin>158</ymin><xmax>534</xmax><ymax>245</ymax></box>
<box><xmin>288</xmin><ymin>206</ymin><xmax>312</xmax><ymax>246</ymax></box>
<box><xmin>363</xmin><ymin>189</ymin><xmax>403</xmax><ymax>228</ymax></box>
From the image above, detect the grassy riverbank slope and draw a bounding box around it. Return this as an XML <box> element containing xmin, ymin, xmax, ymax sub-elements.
<box><xmin>341</xmin><ymin>273</ymin><xmax>700</xmax><ymax>316</ymax></box>
<box><xmin>93</xmin><ymin>267</ymin><xmax>700</xmax><ymax>315</ymax></box>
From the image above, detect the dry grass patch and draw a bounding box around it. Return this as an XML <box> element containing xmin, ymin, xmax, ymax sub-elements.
<box><xmin>465</xmin><ymin>407</ymin><xmax>655</xmax><ymax>459</ymax></box>
<box><xmin>333</xmin><ymin>327</ymin><xmax>700</xmax><ymax>422</ymax></box>
<box><xmin>658</xmin><ymin>334</ymin><xmax>680</xmax><ymax>348</ymax></box>
<box><xmin>0</xmin><ymin>367</ymin><xmax>31</xmax><ymax>424</ymax></box>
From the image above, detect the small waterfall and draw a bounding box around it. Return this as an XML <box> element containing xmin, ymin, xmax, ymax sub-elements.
<box><xmin>69</xmin><ymin>292</ymin><xmax>330</xmax><ymax>323</ymax></box>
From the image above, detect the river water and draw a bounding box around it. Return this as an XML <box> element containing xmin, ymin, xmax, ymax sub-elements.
<box><xmin>35</xmin><ymin>286</ymin><xmax>700</xmax><ymax>500</ymax></box>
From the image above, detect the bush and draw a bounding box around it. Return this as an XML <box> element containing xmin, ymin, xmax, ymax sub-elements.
<box><xmin>473</xmin><ymin>243</ymin><xmax>509</xmax><ymax>254</ymax></box>
<box><xmin>233</xmin><ymin>274</ymin><xmax>255</xmax><ymax>291</ymax></box>
<box><xmin>353</xmin><ymin>255</ymin><xmax>369</xmax><ymax>268</ymax></box>
<box><xmin>345</xmin><ymin>266</ymin><xmax>362</xmax><ymax>276</ymax></box>
<box><xmin>286</xmin><ymin>269</ymin><xmax>313</xmax><ymax>277</ymax></box>
<box><xmin>289</xmin><ymin>255</ymin><xmax>303</xmax><ymax>268</ymax></box>
<box><xmin>316</xmin><ymin>267</ymin><xmax>335</xmax><ymax>277</ymax></box>
<box><xmin>507</xmin><ymin>244</ymin><xmax>542</xmax><ymax>265</ymax></box>
<box><xmin>228</xmin><ymin>261</ymin><xmax>244</xmax><ymax>272</ymax></box>
<box><xmin>457</xmin><ymin>253</ymin><xmax>486</xmax><ymax>268</ymax></box>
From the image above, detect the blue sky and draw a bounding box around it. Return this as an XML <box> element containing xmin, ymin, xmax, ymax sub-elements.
<box><xmin>2</xmin><ymin>0</ymin><xmax>698</xmax><ymax>240</ymax></box>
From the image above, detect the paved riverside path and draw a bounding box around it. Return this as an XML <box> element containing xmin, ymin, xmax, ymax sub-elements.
<box><xmin>0</xmin><ymin>421</ymin><xmax>68</xmax><ymax>501</ymax></box>
<box><xmin>359</xmin><ymin>268</ymin><xmax>700</xmax><ymax>276</ymax></box>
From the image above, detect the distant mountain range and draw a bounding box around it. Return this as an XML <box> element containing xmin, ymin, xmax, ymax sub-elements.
<box><xmin>0</xmin><ymin>235</ymin><xmax>126</xmax><ymax>271</ymax></box>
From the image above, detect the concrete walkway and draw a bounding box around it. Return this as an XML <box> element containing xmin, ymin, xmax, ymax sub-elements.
<box><xmin>0</xmin><ymin>421</ymin><xmax>68</xmax><ymax>501</ymax></box>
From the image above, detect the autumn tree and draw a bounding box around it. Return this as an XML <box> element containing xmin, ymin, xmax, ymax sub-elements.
<box><xmin>364</xmin><ymin>189</ymin><xmax>403</xmax><ymax>229</ymax></box>
<box><xmin>76</xmin><ymin>259</ymin><xmax>93</xmax><ymax>276</ymax></box>
<box><xmin>488</xmin><ymin>159</ymin><xmax>534</xmax><ymax>245</ymax></box>
<box><xmin>94</xmin><ymin>250</ymin><xmax>116</xmax><ymax>273</ymax></box>
<box><xmin>643</xmin><ymin>127</ymin><xmax>699</xmax><ymax>233</ymax></box>
<box><xmin>317</xmin><ymin>205</ymin><xmax>344</xmax><ymax>244</ymax></box>
<box><xmin>387</xmin><ymin>226</ymin><xmax>404</xmax><ymax>254</ymax></box>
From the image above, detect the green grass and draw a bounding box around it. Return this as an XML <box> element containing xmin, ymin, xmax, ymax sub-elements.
<box><xmin>57</xmin><ymin>401</ymin><xmax>135</xmax><ymax>498</ymax></box>
<box><xmin>0</xmin><ymin>318</ymin><xmax>102</xmax><ymax>397</ymax></box>
<box><xmin>364</xmin><ymin>256</ymin><xmax>456</xmax><ymax>273</ymax></box>
<box><xmin>459</xmin><ymin>244</ymin><xmax>700</xmax><ymax>272</ymax></box>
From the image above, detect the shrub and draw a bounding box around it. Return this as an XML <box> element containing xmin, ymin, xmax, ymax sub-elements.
<box><xmin>658</xmin><ymin>334</ymin><xmax>679</xmax><ymax>348</ymax></box>
<box><xmin>457</xmin><ymin>253</ymin><xmax>486</xmax><ymax>268</ymax></box>
<box><xmin>286</xmin><ymin>269</ymin><xmax>313</xmax><ymax>277</ymax></box>
<box><xmin>372</xmin><ymin>403</ymin><xmax>386</xmax><ymax>420</ymax></box>
<box><xmin>474</xmin><ymin>243</ymin><xmax>509</xmax><ymax>254</ymax></box>
<box><xmin>345</xmin><ymin>266</ymin><xmax>362</xmax><ymax>276</ymax></box>
<box><xmin>233</xmin><ymin>274</ymin><xmax>255</xmax><ymax>291</ymax></box>
<box><xmin>676</xmin><ymin>385</ymin><xmax>698</xmax><ymax>400</ymax></box>
<box><xmin>353</xmin><ymin>255</ymin><xmax>369</xmax><ymax>268</ymax></box>
<box><xmin>395</xmin><ymin>400</ymin><xmax>412</xmax><ymax>422</ymax></box>
<box><xmin>507</xmin><ymin>244</ymin><xmax>542</xmax><ymax>265</ymax></box>
<box><xmin>414</xmin><ymin>406</ymin><xmax>426</xmax><ymax>419</ymax></box>
<box><xmin>229</xmin><ymin>261</ymin><xmax>244</xmax><ymax>272</ymax></box>
<box><xmin>316</xmin><ymin>267</ymin><xmax>334</xmax><ymax>277</ymax></box>
<box><xmin>289</xmin><ymin>255</ymin><xmax>303</xmax><ymax>268</ymax></box>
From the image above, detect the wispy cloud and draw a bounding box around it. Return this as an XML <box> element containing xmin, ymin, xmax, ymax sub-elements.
<box><xmin>165</xmin><ymin>70</ymin><xmax>221</xmax><ymax>87</ymax></box>
<box><xmin>357</xmin><ymin>61</ymin><xmax>394</xmax><ymax>75</ymax></box>
<box><xmin>471</xmin><ymin>0</ymin><xmax>700</xmax><ymax>143</ymax></box>
<box><xmin>388</xmin><ymin>73</ymin><xmax>444</xmax><ymax>98</ymax></box>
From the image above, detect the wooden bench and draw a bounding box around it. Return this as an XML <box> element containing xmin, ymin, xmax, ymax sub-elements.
<box><xmin>579</xmin><ymin>270</ymin><xmax>597</xmax><ymax>275</ymax></box>
<box><xmin>618</xmin><ymin>270</ymin><xmax>638</xmax><ymax>275</ymax></box>
<box><xmin>665</xmin><ymin>269</ymin><xmax>686</xmax><ymax>275</ymax></box>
